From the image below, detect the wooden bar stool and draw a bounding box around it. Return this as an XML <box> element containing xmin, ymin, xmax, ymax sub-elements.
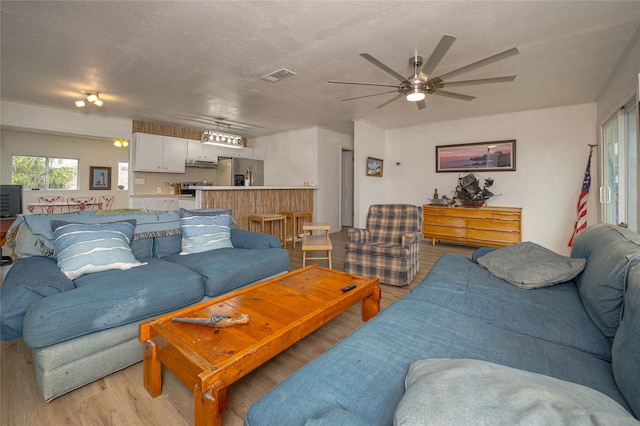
<box><xmin>280</xmin><ymin>211</ymin><xmax>313</xmax><ymax>248</ymax></box>
<box><xmin>248</xmin><ymin>214</ymin><xmax>286</xmax><ymax>246</ymax></box>
<box><xmin>302</xmin><ymin>223</ymin><xmax>332</xmax><ymax>269</ymax></box>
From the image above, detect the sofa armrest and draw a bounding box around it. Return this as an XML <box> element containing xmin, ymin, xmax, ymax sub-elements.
<box><xmin>348</xmin><ymin>228</ymin><xmax>371</xmax><ymax>243</ymax></box>
<box><xmin>231</xmin><ymin>229</ymin><xmax>281</xmax><ymax>249</ymax></box>
<box><xmin>401</xmin><ymin>231</ymin><xmax>424</xmax><ymax>247</ymax></box>
<box><xmin>1</xmin><ymin>257</ymin><xmax>74</xmax><ymax>341</ymax></box>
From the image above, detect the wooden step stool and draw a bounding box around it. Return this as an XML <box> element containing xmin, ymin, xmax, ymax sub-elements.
<box><xmin>302</xmin><ymin>223</ymin><xmax>332</xmax><ymax>269</ymax></box>
<box><xmin>280</xmin><ymin>211</ymin><xmax>313</xmax><ymax>248</ymax></box>
<box><xmin>248</xmin><ymin>214</ymin><xmax>286</xmax><ymax>246</ymax></box>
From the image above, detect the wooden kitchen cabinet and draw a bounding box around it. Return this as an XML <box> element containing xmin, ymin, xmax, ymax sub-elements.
<box><xmin>423</xmin><ymin>205</ymin><xmax>522</xmax><ymax>247</ymax></box>
<box><xmin>133</xmin><ymin>133</ymin><xmax>187</xmax><ymax>173</ymax></box>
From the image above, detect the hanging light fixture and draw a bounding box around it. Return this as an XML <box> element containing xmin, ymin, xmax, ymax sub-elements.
<box><xmin>75</xmin><ymin>92</ymin><xmax>104</xmax><ymax>107</ymax></box>
<box><xmin>201</xmin><ymin>124</ymin><xmax>244</xmax><ymax>149</ymax></box>
<box><xmin>406</xmin><ymin>86</ymin><xmax>426</xmax><ymax>102</ymax></box>
<box><xmin>113</xmin><ymin>139</ymin><xmax>129</xmax><ymax>148</ymax></box>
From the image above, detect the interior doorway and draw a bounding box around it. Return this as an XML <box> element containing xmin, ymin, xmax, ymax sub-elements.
<box><xmin>341</xmin><ymin>149</ymin><xmax>354</xmax><ymax>227</ymax></box>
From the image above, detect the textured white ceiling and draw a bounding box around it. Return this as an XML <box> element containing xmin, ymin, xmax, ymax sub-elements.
<box><xmin>2</xmin><ymin>1</ymin><xmax>640</xmax><ymax>138</ymax></box>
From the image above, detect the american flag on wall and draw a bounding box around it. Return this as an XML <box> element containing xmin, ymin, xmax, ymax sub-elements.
<box><xmin>568</xmin><ymin>145</ymin><xmax>595</xmax><ymax>246</ymax></box>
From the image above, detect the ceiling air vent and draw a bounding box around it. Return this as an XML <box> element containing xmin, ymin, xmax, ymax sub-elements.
<box><xmin>262</xmin><ymin>68</ymin><xmax>296</xmax><ymax>82</ymax></box>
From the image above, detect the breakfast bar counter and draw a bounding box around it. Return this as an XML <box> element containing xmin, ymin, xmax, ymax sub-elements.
<box><xmin>194</xmin><ymin>186</ymin><xmax>317</xmax><ymax>231</ymax></box>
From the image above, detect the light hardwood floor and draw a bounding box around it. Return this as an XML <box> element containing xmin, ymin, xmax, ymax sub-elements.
<box><xmin>1</xmin><ymin>229</ymin><xmax>474</xmax><ymax>426</ymax></box>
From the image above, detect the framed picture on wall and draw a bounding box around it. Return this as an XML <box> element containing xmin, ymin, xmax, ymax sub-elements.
<box><xmin>367</xmin><ymin>157</ymin><xmax>383</xmax><ymax>177</ymax></box>
<box><xmin>90</xmin><ymin>166</ymin><xmax>112</xmax><ymax>190</ymax></box>
<box><xmin>436</xmin><ymin>140</ymin><xmax>516</xmax><ymax>173</ymax></box>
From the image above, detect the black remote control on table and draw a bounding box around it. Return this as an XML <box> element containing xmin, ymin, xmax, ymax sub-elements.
<box><xmin>342</xmin><ymin>284</ymin><xmax>356</xmax><ymax>292</ymax></box>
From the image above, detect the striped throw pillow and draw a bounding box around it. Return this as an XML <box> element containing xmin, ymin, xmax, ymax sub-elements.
<box><xmin>180</xmin><ymin>214</ymin><xmax>233</xmax><ymax>255</ymax></box>
<box><xmin>52</xmin><ymin>220</ymin><xmax>144</xmax><ymax>280</ymax></box>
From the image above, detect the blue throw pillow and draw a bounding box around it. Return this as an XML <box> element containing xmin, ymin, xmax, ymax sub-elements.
<box><xmin>180</xmin><ymin>214</ymin><xmax>233</xmax><ymax>255</ymax></box>
<box><xmin>178</xmin><ymin>207</ymin><xmax>235</xmax><ymax>229</ymax></box>
<box><xmin>51</xmin><ymin>220</ymin><xmax>145</xmax><ymax>280</ymax></box>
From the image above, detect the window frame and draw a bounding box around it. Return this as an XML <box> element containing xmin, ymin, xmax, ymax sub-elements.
<box><xmin>11</xmin><ymin>155</ymin><xmax>79</xmax><ymax>191</ymax></box>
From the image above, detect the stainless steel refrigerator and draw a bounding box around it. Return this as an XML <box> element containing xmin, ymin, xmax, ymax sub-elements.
<box><xmin>216</xmin><ymin>158</ymin><xmax>264</xmax><ymax>186</ymax></box>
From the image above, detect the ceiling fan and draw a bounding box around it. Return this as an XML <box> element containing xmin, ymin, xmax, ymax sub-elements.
<box><xmin>328</xmin><ymin>35</ymin><xmax>519</xmax><ymax>110</ymax></box>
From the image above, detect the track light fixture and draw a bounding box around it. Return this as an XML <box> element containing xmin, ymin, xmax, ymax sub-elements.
<box><xmin>201</xmin><ymin>124</ymin><xmax>244</xmax><ymax>149</ymax></box>
<box><xmin>75</xmin><ymin>92</ymin><xmax>104</xmax><ymax>108</ymax></box>
<box><xmin>113</xmin><ymin>139</ymin><xmax>129</xmax><ymax>148</ymax></box>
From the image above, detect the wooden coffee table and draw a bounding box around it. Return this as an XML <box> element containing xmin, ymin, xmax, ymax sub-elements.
<box><xmin>139</xmin><ymin>265</ymin><xmax>381</xmax><ymax>426</ymax></box>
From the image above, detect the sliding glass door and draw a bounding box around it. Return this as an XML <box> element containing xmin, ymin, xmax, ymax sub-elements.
<box><xmin>601</xmin><ymin>99</ymin><xmax>638</xmax><ymax>231</ymax></box>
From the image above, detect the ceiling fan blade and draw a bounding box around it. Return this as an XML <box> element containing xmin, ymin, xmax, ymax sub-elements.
<box><xmin>360</xmin><ymin>53</ymin><xmax>408</xmax><ymax>83</ymax></box>
<box><xmin>375</xmin><ymin>94</ymin><xmax>404</xmax><ymax>109</ymax></box>
<box><xmin>439</xmin><ymin>75</ymin><xmax>517</xmax><ymax>88</ymax></box>
<box><xmin>436</xmin><ymin>47</ymin><xmax>519</xmax><ymax>81</ymax></box>
<box><xmin>341</xmin><ymin>90</ymin><xmax>399</xmax><ymax>101</ymax></box>
<box><xmin>416</xmin><ymin>100</ymin><xmax>427</xmax><ymax>110</ymax></box>
<box><xmin>432</xmin><ymin>90</ymin><xmax>476</xmax><ymax>101</ymax></box>
<box><xmin>328</xmin><ymin>80</ymin><xmax>400</xmax><ymax>88</ymax></box>
<box><xmin>420</xmin><ymin>35</ymin><xmax>456</xmax><ymax>77</ymax></box>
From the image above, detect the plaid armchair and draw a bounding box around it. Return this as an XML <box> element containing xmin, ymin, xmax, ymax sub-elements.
<box><xmin>345</xmin><ymin>204</ymin><xmax>423</xmax><ymax>286</ymax></box>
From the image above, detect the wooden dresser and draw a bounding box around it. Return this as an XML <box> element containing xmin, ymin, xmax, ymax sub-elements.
<box><xmin>423</xmin><ymin>205</ymin><xmax>522</xmax><ymax>247</ymax></box>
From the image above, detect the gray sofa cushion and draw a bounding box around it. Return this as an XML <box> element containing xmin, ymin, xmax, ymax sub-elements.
<box><xmin>16</xmin><ymin>210</ymin><xmax>182</xmax><ymax>260</ymax></box>
<box><xmin>164</xmin><ymin>246</ymin><xmax>289</xmax><ymax>297</ymax></box>
<box><xmin>407</xmin><ymin>254</ymin><xmax>612</xmax><ymax>360</ymax></box>
<box><xmin>0</xmin><ymin>257</ymin><xmax>74</xmax><ymax>340</ymax></box>
<box><xmin>477</xmin><ymin>241</ymin><xmax>586</xmax><ymax>288</ymax></box>
<box><xmin>22</xmin><ymin>258</ymin><xmax>204</xmax><ymax>348</ymax></box>
<box><xmin>571</xmin><ymin>224</ymin><xmax>640</xmax><ymax>339</ymax></box>
<box><xmin>612</xmin><ymin>263</ymin><xmax>640</xmax><ymax>417</ymax></box>
<box><xmin>230</xmin><ymin>229</ymin><xmax>282</xmax><ymax>249</ymax></box>
<box><xmin>395</xmin><ymin>359</ymin><xmax>637</xmax><ymax>425</ymax></box>
<box><xmin>246</xmin><ymin>286</ymin><xmax>631</xmax><ymax>425</ymax></box>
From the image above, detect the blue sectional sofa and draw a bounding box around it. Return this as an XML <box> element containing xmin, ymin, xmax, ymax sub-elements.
<box><xmin>245</xmin><ymin>224</ymin><xmax>640</xmax><ymax>425</ymax></box>
<box><xmin>1</xmin><ymin>209</ymin><xmax>289</xmax><ymax>401</ymax></box>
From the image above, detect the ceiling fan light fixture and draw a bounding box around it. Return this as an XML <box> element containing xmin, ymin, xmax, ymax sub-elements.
<box><xmin>75</xmin><ymin>100</ymin><xmax>87</xmax><ymax>107</ymax></box>
<box><xmin>406</xmin><ymin>89</ymin><xmax>426</xmax><ymax>102</ymax></box>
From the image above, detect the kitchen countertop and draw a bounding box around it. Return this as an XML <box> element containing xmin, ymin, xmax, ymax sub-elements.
<box><xmin>190</xmin><ymin>186</ymin><xmax>318</xmax><ymax>190</ymax></box>
<box><xmin>130</xmin><ymin>194</ymin><xmax>195</xmax><ymax>198</ymax></box>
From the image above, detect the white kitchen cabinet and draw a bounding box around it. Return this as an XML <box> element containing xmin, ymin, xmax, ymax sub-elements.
<box><xmin>179</xmin><ymin>198</ymin><xmax>196</xmax><ymax>209</ymax></box>
<box><xmin>218</xmin><ymin>146</ymin><xmax>253</xmax><ymax>159</ymax></box>
<box><xmin>186</xmin><ymin>139</ymin><xmax>221</xmax><ymax>161</ymax></box>
<box><xmin>133</xmin><ymin>133</ymin><xmax>187</xmax><ymax>173</ymax></box>
<box><xmin>130</xmin><ymin>197</ymin><xmax>189</xmax><ymax>211</ymax></box>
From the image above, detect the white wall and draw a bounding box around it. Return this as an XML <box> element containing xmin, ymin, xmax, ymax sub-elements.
<box><xmin>0</xmin><ymin>99</ymin><xmax>132</xmax><ymax>140</ymax></box>
<box><xmin>1</xmin><ymin>129</ymin><xmax>131</xmax><ymax>209</ymax></box>
<box><xmin>253</xmin><ymin>127</ymin><xmax>319</xmax><ymax>187</ymax></box>
<box><xmin>353</xmin><ymin>120</ymin><xmax>386</xmax><ymax>228</ymax></box>
<box><xmin>252</xmin><ymin>126</ymin><xmax>353</xmax><ymax>232</ymax></box>
<box><xmin>378</xmin><ymin>103</ymin><xmax>598</xmax><ymax>254</ymax></box>
<box><xmin>596</xmin><ymin>27</ymin><xmax>640</xmax><ymax>125</ymax></box>
<box><xmin>317</xmin><ymin>127</ymin><xmax>352</xmax><ymax>231</ymax></box>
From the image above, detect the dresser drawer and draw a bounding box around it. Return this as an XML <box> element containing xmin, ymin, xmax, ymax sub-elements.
<box><xmin>423</xmin><ymin>205</ymin><xmax>522</xmax><ymax>247</ymax></box>
<box><xmin>468</xmin><ymin>218</ymin><xmax>520</xmax><ymax>231</ymax></box>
